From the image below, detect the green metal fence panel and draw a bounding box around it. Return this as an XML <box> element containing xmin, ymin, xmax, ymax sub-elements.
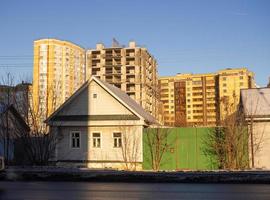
<box><xmin>143</xmin><ymin>127</ymin><xmax>218</xmax><ymax>170</ymax></box>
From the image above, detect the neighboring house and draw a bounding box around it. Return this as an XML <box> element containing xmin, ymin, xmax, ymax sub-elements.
<box><xmin>0</xmin><ymin>82</ymin><xmax>32</xmax><ymax>120</ymax></box>
<box><xmin>45</xmin><ymin>76</ymin><xmax>157</xmax><ymax>170</ymax></box>
<box><xmin>240</xmin><ymin>88</ymin><xmax>270</xmax><ymax>169</ymax></box>
<box><xmin>0</xmin><ymin>103</ymin><xmax>30</xmax><ymax>161</ymax></box>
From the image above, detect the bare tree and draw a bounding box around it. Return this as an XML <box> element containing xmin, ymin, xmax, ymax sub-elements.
<box><xmin>0</xmin><ymin>73</ymin><xmax>16</xmax><ymax>165</ymax></box>
<box><xmin>203</xmin><ymin>94</ymin><xmax>247</xmax><ymax>169</ymax></box>
<box><xmin>115</xmin><ymin>124</ymin><xmax>141</xmax><ymax>171</ymax></box>
<box><xmin>203</xmin><ymin>92</ymin><xmax>265</xmax><ymax>170</ymax></box>
<box><xmin>144</xmin><ymin>127</ymin><xmax>172</xmax><ymax>171</ymax></box>
<box><xmin>16</xmin><ymin>79</ymin><xmax>61</xmax><ymax>165</ymax></box>
<box><xmin>0</xmin><ymin>73</ymin><xmax>62</xmax><ymax>165</ymax></box>
<box><xmin>241</xmin><ymin>90</ymin><xmax>267</xmax><ymax>169</ymax></box>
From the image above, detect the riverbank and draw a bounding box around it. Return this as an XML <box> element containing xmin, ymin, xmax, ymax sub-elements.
<box><xmin>0</xmin><ymin>167</ymin><xmax>270</xmax><ymax>183</ymax></box>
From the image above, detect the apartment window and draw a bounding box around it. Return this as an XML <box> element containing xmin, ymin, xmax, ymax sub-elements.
<box><xmin>223</xmin><ymin>89</ymin><xmax>227</xmax><ymax>93</ymax></box>
<box><xmin>240</xmin><ymin>76</ymin><xmax>244</xmax><ymax>80</ymax></box>
<box><xmin>93</xmin><ymin>93</ymin><xmax>97</xmax><ymax>98</ymax></box>
<box><xmin>223</xmin><ymin>77</ymin><xmax>227</xmax><ymax>81</ymax></box>
<box><xmin>193</xmin><ymin>81</ymin><xmax>202</xmax><ymax>85</ymax></box>
<box><xmin>71</xmin><ymin>131</ymin><xmax>80</xmax><ymax>148</ymax></box>
<box><xmin>113</xmin><ymin>132</ymin><xmax>122</xmax><ymax>148</ymax></box>
<box><xmin>223</xmin><ymin>83</ymin><xmax>227</xmax><ymax>87</ymax></box>
<box><xmin>92</xmin><ymin>132</ymin><xmax>101</xmax><ymax>148</ymax></box>
<box><xmin>240</xmin><ymin>82</ymin><xmax>244</xmax><ymax>87</ymax></box>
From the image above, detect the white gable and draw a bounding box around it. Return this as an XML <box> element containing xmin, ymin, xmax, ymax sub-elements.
<box><xmin>58</xmin><ymin>80</ymin><xmax>133</xmax><ymax>116</ymax></box>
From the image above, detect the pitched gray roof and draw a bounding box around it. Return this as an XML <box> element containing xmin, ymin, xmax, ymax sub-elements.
<box><xmin>94</xmin><ymin>77</ymin><xmax>157</xmax><ymax>124</ymax></box>
<box><xmin>241</xmin><ymin>88</ymin><xmax>270</xmax><ymax>116</ymax></box>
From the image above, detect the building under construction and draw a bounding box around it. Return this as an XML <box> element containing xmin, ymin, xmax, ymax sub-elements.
<box><xmin>86</xmin><ymin>41</ymin><xmax>161</xmax><ymax>121</ymax></box>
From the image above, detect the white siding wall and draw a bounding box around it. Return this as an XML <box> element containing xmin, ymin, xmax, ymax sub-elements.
<box><xmin>56</xmin><ymin>125</ymin><xmax>143</xmax><ymax>169</ymax></box>
<box><xmin>251</xmin><ymin>122</ymin><xmax>270</xmax><ymax>169</ymax></box>
<box><xmin>56</xmin><ymin>126</ymin><xmax>89</xmax><ymax>161</ymax></box>
<box><xmin>59</xmin><ymin>81</ymin><xmax>132</xmax><ymax>116</ymax></box>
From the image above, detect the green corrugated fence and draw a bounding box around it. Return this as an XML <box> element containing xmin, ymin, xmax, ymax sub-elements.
<box><xmin>143</xmin><ymin>127</ymin><xmax>218</xmax><ymax>170</ymax></box>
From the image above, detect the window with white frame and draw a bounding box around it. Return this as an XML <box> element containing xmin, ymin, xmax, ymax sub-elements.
<box><xmin>92</xmin><ymin>132</ymin><xmax>101</xmax><ymax>148</ymax></box>
<box><xmin>71</xmin><ymin>131</ymin><xmax>80</xmax><ymax>148</ymax></box>
<box><xmin>113</xmin><ymin>132</ymin><xmax>122</xmax><ymax>148</ymax></box>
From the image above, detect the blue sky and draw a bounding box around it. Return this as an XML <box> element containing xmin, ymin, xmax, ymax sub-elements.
<box><xmin>0</xmin><ymin>0</ymin><xmax>269</xmax><ymax>86</ymax></box>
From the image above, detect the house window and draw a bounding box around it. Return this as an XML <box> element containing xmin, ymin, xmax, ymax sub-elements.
<box><xmin>113</xmin><ymin>132</ymin><xmax>122</xmax><ymax>148</ymax></box>
<box><xmin>92</xmin><ymin>132</ymin><xmax>101</xmax><ymax>148</ymax></box>
<box><xmin>71</xmin><ymin>131</ymin><xmax>80</xmax><ymax>148</ymax></box>
<box><xmin>93</xmin><ymin>93</ymin><xmax>97</xmax><ymax>98</ymax></box>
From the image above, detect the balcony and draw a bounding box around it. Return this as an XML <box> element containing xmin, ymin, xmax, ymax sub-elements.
<box><xmin>126</xmin><ymin>52</ymin><xmax>135</xmax><ymax>57</ymax></box>
<box><xmin>126</xmin><ymin>61</ymin><xmax>135</xmax><ymax>66</ymax></box>
<box><xmin>126</xmin><ymin>69</ymin><xmax>135</xmax><ymax>74</ymax></box>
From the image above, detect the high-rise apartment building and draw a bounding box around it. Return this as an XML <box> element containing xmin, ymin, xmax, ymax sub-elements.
<box><xmin>86</xmin><ymin>41</ymin><xmax>160</xmax><ymax>120</ymax></box>
<box><xmin>218</xmin><ymin>68</ymin><xmax>254</xmax><ymax>121</ymax></box>
<box><xmin>32</xmin><ymin>39</ymin><xmax>86</xmax><ymax>123</ymax></box>
<box><xmin>159</xmin><ymin>76</ymin><xmax>176</xmax><ymax>126</ymax></box>
<box><xmin>159</xmin><ymin>68</ymin><xmax>255</xmax><ymax>127</ymax></box>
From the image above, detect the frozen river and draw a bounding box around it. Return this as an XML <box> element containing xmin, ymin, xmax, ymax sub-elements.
<box><xmin>0</xmin><ymin>181</ymin><xmax>270</xmax><ymax>200</ymax></box>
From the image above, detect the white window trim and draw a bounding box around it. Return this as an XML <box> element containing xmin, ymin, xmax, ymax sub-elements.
<box><xmin>70</xmin><ymin>131</ymin><xmax>81</xmax><ymax>149</ymax></box>
<box><xmin>113</xmin><ymin>132</ymin><xmax>122</xmax><ymax>148</ymax></box>
<box><xmin>91</xmin><ymin>131</ymin><xmax>102</xmax><ymax>148</ymax></box>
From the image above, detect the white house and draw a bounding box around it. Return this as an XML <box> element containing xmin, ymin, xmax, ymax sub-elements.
<box><xmin>45</xmin><ymin>76</ymin><xmax>157</xmax><ymax>170</ymax></box>
<box><xmin>240</xmin><ymin>88</ymin><xmax>270</xmax><ymax>169</ymax></box>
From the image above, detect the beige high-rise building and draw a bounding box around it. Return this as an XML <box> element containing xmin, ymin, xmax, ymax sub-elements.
<box><xmin>86</xmin><ymin>41</ymin><xmax>160</xmax><ymax>120</ymax></box>
<box><xmin>218</xmin><ymin>68</ymin><xmax>255</xmax><ymax>121</ymax></box>
<box><xmin>32</xmin><ymin>39</ymin><xmax>86</xmax><ymax>123</ymax></box>
<box><xmin>159</xmin><ymin>68</ymin><xmax>255</xmax><ymax>127</ymax></box>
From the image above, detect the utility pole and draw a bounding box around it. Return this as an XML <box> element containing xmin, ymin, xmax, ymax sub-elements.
<box><xmin>195</xmin><ymin>125</ymin><xmax>198</xmax><ymax>170</ymax></box>
<box><xmin>250</xmin><ymin>116</ymin><xmax>255</xmax><ymax>168</ymax></box>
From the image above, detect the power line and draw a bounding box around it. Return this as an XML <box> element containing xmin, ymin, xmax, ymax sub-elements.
<box><xmin>0</xmin><ymin>65</ymin><xmax>32</xmax><ymax>68</ymax></box>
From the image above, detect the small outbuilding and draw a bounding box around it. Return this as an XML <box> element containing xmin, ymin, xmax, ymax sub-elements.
<box><xmin>46</xmin><ymin>76</ymin><xmax>157</xmax><ymax>170</ymax></box>
<box><xmin>0</xmin><ymin>103</ymin><xmax>30</xmax><ymax>162</ymax></box>
<box><xmin>240</xmin><ymin>88</ymin><xmax>270</xmax><ymax>169</ymax></box>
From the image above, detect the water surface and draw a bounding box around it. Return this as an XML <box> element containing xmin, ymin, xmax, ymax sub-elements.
<box><xmin>0</xmin><ymin>181</ymin><xmax>270</xmax><ymax>200</ymax></box>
